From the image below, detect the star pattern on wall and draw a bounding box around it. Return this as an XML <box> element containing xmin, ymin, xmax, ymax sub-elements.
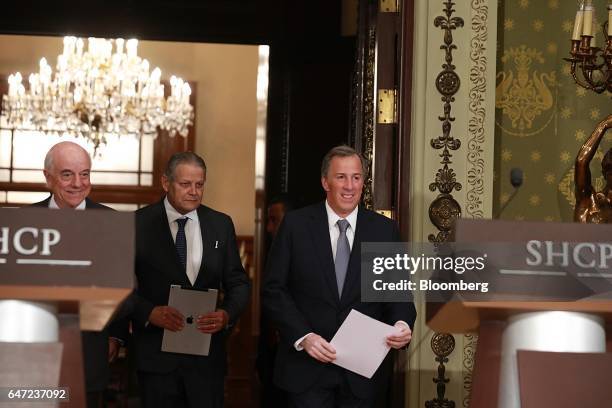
<box><xmin>560</xmin><ymin>151</ymin><xmax>572</xmax><ymax>163</ymax></box>
<box><xmin>504</xmin><ymin>18</ymin><xmax>515</xmax><ymax>30</ymax></box>
<box><xmin>560</xmin><ymin>106</ymin><xmax>572</xmax><ymax>119</ymax></box>
<box><xmin>530</xmin><ymin>150</ymin><xmax>542</xmax><ymax>162</ymax></box>
<box><xmin>547</xmin><ymin>0</ymin><xmax>559</xmax><ymax>10</ymax></box>
<box><xmin>576</xmin><ymin>87</ymin><xmax>587</xmax><ymax>97</ymax></box>
<box><xmin>561</xmin><ymin>20</ymin><xmax>573</xmax><ymax>33</ymax></box>
<box><xmin>519</xmin><ymin>0</ymin><xmax>530</xmax><ymax>9</ymax></box>
<box><xmin>546</xmin><ymin>42</ymin><xmax>558</xmax><ymax>54</ymax></box>
<box><xmin>590</xmin><ymin>108</ymin><xmax>601</xmax><ymax>120</ymax></box>
<box><xmin>502</xmin><ymin>149</ymin><xmax>513</xmax><ymax>162</ymax></box>
<box><xmin>532</xmin><ymin>20</ymin><xmax>544</xmax><ymax>32</ymax></box>
<box><xmin>544</xmin><ymin>173</ymin><xmax>556</xmax><ymax>184</ymax></box>
<box><xmin>529</xmin><ymin>194</ymin><xmax>542</xmax><ymax>206</ymax></box>
<box><xmin>575</xmin><ymin>129</ymin><xmax>586</xmax><ymax>141</ymax></box>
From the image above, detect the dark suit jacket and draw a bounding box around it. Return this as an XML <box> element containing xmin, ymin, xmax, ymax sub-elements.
<box><xmin>31</xmin><ymin>196</ymin><xmax>117</xmax><ymax>393</ymax></box>
<box><xmin>131</xmin><ymin>200</ymin><xmax>251</xmax><ymax>381</ymax></box>
<box><xmin>262</xmin><ymin>202</ymin><xmax>416</xmax><ymax>398</ymax></box>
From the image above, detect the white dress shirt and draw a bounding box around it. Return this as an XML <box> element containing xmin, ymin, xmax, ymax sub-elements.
<box><xmin>294</xmin><ymin>201</ymin><xmax>410</xmax><ymax>351</ymax></box>
<box><xmin>49</xmin><ymin>195</ymin><xmax>86</xmax><ymax>210</ymax></box>
<box><xmin>325</xmin><ymin>200</ymin><xmax>357</xmax><ymax>259</ymax></box>
<box><xmin>49</xmin><ymin>194</ymin><xmax>127</xmax><ymax>343</ymax></box>
<box><xmin>294</xmin><ymin>202</ymin><xmax>358</xmax><ymax>351</ymax></box>
<box><xmin>164</xmin><ymin>197</ymin><xmax>203</xmax><ymax>285</ymax></box>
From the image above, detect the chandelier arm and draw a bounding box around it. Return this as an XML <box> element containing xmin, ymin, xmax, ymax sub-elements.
<box><xmin>578</xmin><ymin>60</ymin><xmax>597</xmax><ymax>91</ymax></box>
<box><xmin>571</xmin><ymin>63</ymin><xmax>592</xmax><ymax>90</ymax></box>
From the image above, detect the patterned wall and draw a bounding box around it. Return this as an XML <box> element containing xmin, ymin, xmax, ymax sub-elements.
<box><xmin>494</xmin><ymin>0</ymin><xmax>612</xmax><ymax>222</ymax></box>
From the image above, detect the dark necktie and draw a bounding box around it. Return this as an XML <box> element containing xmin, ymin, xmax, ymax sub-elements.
<box><xmin>175</xmin><ymin>217</ymin><xmax>188</xmax><ymax>270</ymax></box>
<box><xmin>335</xmin><ymin>219</ymin><xmax>350</xmax><ymax>296</ymax></box>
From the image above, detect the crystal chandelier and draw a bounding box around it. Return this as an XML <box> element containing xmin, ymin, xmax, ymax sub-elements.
<box><xmin>1</xmin><ymin>36</ymin><xmax>194</xmax><ymax>150</ymax></box>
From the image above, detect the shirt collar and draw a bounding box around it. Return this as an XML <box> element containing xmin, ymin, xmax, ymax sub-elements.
<box><xmin>164</xmin><ymin>196</ymin><xmax>199</xmax><ymax>224</ymax></box>
<box><xmin>49</xmin><ymin>195</ymin><xmax>86</xmax><ymax>210</ymax></box>
<box><xmin>325</xmin><ymin>200</ymin><xmax>358</xmax><ymax>231</ymax></box>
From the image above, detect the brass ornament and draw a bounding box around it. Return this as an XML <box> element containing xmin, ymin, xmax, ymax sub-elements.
<box><xmin>436</xmin><ymin>71</ymin><xmax>461</xmax><ymax>96</ymax></box>
<box><xmin>430</xmin><ymin>195</ymin><xmax>462</xmax><ymax>234</ymax></box>
<box><xmin>425</xmin><ymin>332</ymin><xmax>456</xmax><ymax>408</ymax></box>
<box><xmin>431</xmin><ymin>332</ymin><xmax>456</xmax><ymax>358</ymax></box>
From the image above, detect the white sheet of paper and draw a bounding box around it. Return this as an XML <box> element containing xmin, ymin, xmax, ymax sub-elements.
<box><xmin>330</xmin><ymin>309</ymin><xmax>399</xmax><ymax>379</ymax></box>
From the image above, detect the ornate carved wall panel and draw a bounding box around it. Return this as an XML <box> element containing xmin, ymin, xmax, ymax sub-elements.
<box><xmin>407</xmin><ymin>1</ymin><xmax>497</xmax><ymax>407</ymax></box>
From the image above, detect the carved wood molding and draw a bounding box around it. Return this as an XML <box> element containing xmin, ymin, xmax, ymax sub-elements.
<box><xmin>466</xmin><ymin>0</ymin><xmax>488</xmax><ymax>219</ymax></box>
<box><xmin>427</xmin><ymin>3</ymin><xmax>464</xmax><ymax>407</ymax></box>
<box><xmin>463</xmin><ymin>1</ymin><xmax>488</xmax><ymax>405</ymax></box>
<box><xmin>428</xmin><ymin>0</ymin><xmax>464</xmax><ymax>244</ymax></box>
<box><xmin>351</xmin><ymin>1</ymin><xmax>376</xmax><ymax>210</ymax></box>
<box><xmin>426</xmin><ymin>332</ymin><xmax>456</xmax><ymax>408</ymax></box>
<box><xmin>462</xmin><ymin>333</ymin><xmax>478</xmax><ymax>407</ymax></box>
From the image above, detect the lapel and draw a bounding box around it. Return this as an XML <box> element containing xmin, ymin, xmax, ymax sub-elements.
<box><xmin>309</xmin><ymin>202</ymin><xmax>341</xmax><ymax>305</ymax></box>
<box><xmin>29</xmin><ymin>195</ymin><xmax>51</xmax><ymax>208</ymax></box>
<box><xmin>155</xmin><ymin>201</ymin><xmax>191</xmax><ymax>287</ymax></box>
<box><xmin>340</xmin><ymin>206</ymin><xmax>366</xmax><ymax>305</ymax></box>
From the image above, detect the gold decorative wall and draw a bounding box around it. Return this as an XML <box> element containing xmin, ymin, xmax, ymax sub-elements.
<box><xmin>408</xmin><ymin>1</ymin><xmax>497</xmax><ymax>407</ymax></box>
<box><xmin>494</xmin><ymin>0</ymin><xmax>612</xmax><ymax>222</ymax></box>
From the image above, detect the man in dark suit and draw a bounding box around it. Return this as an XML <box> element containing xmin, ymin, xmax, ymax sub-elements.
<box><xmin>31</xmin><ymin>141</ymin><xmax>123</xmax><ymax>408</ymax></box>
<box><xmin>131</xmin><ymin>151</ymin><xmax>250</xmax><ymax>408</ymax></box>
<box><xmin>262</xmin><ymin>145</ymin><xmax>416</xmax><ymax>407</ymax></box>
<box><xmin>256</xmin><ymin>194</ymin><xmax>293</xmax><ymax>407</ymax></box>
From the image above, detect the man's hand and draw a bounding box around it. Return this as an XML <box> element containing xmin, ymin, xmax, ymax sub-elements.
<box><xmin>108</xmin><ymin>338</ymin><xmax>121</xmax><ymax>363</ymax></box>
<box><xmin>197</xmin><ymin>309</ymin><xmax>229</xmax><ymax>334</ymax></box>
<box><xmin>301</xmin><ymin>334</ymin><xmax>336</xmax><ymax>363</ymax></box>
<box><xmin>148</xmin><ymin>306</ymin><xmax>185</xmax><ymax>331</ymax></box>
<box><xmin>386</xmin><ymin>322</ymin><xmax>412</xmax><ymax>349</ymax></box>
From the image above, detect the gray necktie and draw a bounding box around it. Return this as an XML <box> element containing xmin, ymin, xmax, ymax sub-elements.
<box><xmin>335</xmin><ymin>219</ymin><xmax>350</xmax><ymax>296</ymax></box>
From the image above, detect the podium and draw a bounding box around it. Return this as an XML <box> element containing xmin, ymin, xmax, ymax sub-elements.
<box><xmin>0</xmin><ymin>208</ymin><xmax>134</xmax><ymax>407</ymax></box>
<box><xmin>427</xmin><ymin>219</ymin><xmax>612</xmax><ymax>408</ymax></box>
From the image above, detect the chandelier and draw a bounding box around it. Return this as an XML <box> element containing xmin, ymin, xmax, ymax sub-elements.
<box><xmin>1</xmin><ymin>36</ymin><xmax>194</xmax><ymax>150</ymax></box>
<box><xmin>564</xmin><ymin>1</ymin><xmax>611</xmax><ymax>94</ymax></box>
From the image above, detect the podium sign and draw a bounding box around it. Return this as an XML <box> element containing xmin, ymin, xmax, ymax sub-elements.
<box><xmin>0</xmin><ymin>207</ymin><xmax>134</xmax><ymax>329</ymax></box>
<box><xmin>428</xmin><ymin>219</ymin><xmax>612</xmax><ymax>408</ymax></box>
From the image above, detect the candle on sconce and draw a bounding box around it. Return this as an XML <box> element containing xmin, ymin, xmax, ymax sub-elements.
<box><xmin>583</xmin><ymin>4</ymin><xmax>595</xmax><ymax>36</ymax></box>
<box><xmin>572</xmin><ymin>3</ymin><xmax>585</xmax><ymax>41</ymax></box>
<box><xmin>608</xmin><ymin>4</ymin><xmax>612</xmax><ymax>36</ymax></box>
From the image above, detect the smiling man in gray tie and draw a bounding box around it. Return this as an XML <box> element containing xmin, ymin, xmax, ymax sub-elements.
<box><xmin>262</xmin><ymin>145</ymin><xmax>416</xmax><ymax>407</ymax></box>
<box><xmin>131</xmin><ymin>151</ymin><xmax>250</xmax><ymax>408</ymax></box>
